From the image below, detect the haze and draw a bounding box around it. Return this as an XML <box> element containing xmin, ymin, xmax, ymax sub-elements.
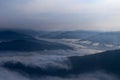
<box><xmin>0</xmin><ymin>0</ymin><xmax>120</xmax><ymax>31</ymax></box>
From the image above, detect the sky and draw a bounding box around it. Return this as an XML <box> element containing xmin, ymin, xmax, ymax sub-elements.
<box><xmin>0</xmin><ymin>0</ymin><xmax>120</xmax><ymax>31</ymax></box>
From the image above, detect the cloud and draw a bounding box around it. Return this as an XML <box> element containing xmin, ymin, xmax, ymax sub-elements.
<box><xmin>0</xmin><ymin>0</ymin><xmax>120</xmax><ymax>31</ymax></box>
<box><xmin>19</xmin><ymin>0</ymin><xmax>120</xmax><ymax>14</ymax></box>
<box><xmin>19</xmin><ymin>0</ymin><xmax>103</xmax><ymax>14</ymax></box>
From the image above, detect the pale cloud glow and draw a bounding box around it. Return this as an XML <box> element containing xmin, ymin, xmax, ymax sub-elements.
<box><xmin>20</xmin><ymin>0</ymin><xmax>120</xmax><ymax>14</ymax></box>
<box><xmin>0</xmin><ymin>0</ymin><xmax>120</xmax><ymax>31</ymax></box>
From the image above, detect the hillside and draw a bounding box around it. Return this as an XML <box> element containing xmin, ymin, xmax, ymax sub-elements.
<box><xmin>0</xmin><ymin>39</ymin><xmax>73</xmax><ymax>51</ymax></box>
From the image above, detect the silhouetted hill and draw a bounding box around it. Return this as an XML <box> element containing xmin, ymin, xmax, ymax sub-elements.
<box><xmin>39</xmin><ymin>31</ymin><xmax>100</xmax><ymax>39</ymax></box>
<box><xmin>14</xmin><ymin>29</ymin><xmax>50</xmax><ymax>36</ymax></box>
<box><xmin>69</xmin><ymin>49</ymin><xmax>120</xmax><ymax>76</ymax></box>
<box><xmin>0</xmin><ymin>30</ymin><xmax>32</xmax><ymax>41</ymax></box>
<box><xmin>0</xmin><ymin>39</ymin><xmax>73</xmax><ymax>51</ymax></box>
<box><xmin>82</xmin><ymin>32</ymin><xmax>120</xmax><ymax>45</ymax></box>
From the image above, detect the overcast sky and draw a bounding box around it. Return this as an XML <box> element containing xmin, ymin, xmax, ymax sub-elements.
<box><xmin>0</xmin><ymin>0</ymin><xmax>120</xmax><ymax>31</ymax></box>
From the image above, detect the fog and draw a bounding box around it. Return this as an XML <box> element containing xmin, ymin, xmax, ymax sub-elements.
<box><xmin>0</xmin><ymin>51</ymin><xmax>119</xmax><ymax>80</ymax></box>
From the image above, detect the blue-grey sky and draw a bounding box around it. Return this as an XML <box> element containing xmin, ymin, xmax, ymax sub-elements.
<box><xmin>0</xmin><ymin>0</ymin><xmax>120</xmax><ymax>31</ymax></box>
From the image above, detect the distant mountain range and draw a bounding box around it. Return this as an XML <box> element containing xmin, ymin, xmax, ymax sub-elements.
<box><xmin>0</xmin><ymin>29</ymin><xmax>120</xmax><ymax>51</ymax></box>
<box><xmin>0</xmin><ymin>30</ymin><xmax>73</xmax><ymax>51</ymax></box>
<box><xmin>39</xmin><ymin>31</ymin><xmax>100</xmax><ymax>39</ymax></box>
<box><xmin>39</xmin><ymin>31</ymin><xmax>120</xmax><ymax>48</ymax></box>
<box><xmin>32</xmin><ymin>30</ymin><xmax>120</xmax><ymax>46</ymax></box>
<box><xmin>38</xmin><ymin>30</ymin><xmax>120</xmax><ymax>46</ymax></box>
